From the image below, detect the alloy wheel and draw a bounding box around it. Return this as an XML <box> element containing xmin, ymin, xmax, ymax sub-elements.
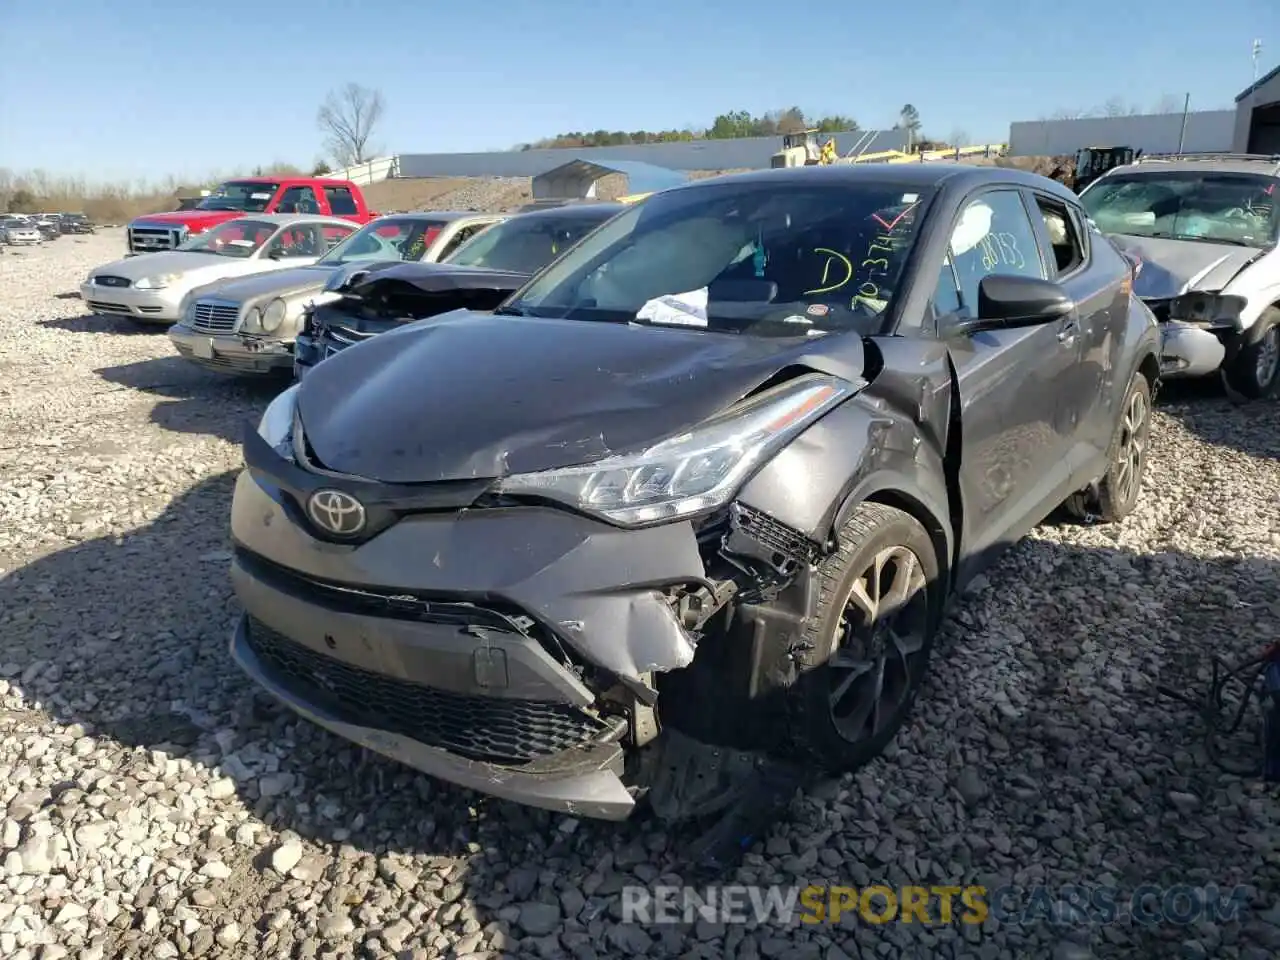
<box><xmin>1115</xmin><ymin>386</ymin><xmax>1148</xmax><ymax>506</ymax></box>
<box><xmin>828</xmin><ymin>545</ymin><xmax>930</xmax><ymax>743</ymax></box>
<box><xmin>1255</xmin><ymin>326</ymin><xmax>1280</xmax><ymax>392</ymax></box>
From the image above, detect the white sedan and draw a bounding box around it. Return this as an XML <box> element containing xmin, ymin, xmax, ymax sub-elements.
<box><xmin>80</xmin><ymin>214</ymin><xmax>358</xmax><ymax>324</ymax></box>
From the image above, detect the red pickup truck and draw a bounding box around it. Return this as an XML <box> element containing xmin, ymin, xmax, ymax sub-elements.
<box><xmin>126</xmin><ymin>177</ymin><xmax>380</xmax><ymax>254</ymax></box>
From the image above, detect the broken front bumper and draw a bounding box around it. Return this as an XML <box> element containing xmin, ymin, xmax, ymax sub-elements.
<box><xmin>1158</xmin><ymin>320</ymin><xmax>1228</xmax><ymax>379</ymax></box>
<box><xmin>168</xmin><ymin>323</ymin><xmax>293</xmax><ymax>375</ymax></box>
<box><xmin>227</xmin><ymin>433</ymin><xmax>711</xmax><ymax>818</ymax></box>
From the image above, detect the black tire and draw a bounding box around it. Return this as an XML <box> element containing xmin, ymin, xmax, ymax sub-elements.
<box><xmin>1065</xmin><ymin>371</ymin><xmax>1152</xmax><ymax>523</ymax></box>
<box><xmin>784</xmin><ymin>502</ymin><xmax>941</xmax><ymax>771</ymax></box>
<box><xmin>1224</xmin><ymin>308</ymin><xmax>1280</xmax><ymax>400</ymax></box>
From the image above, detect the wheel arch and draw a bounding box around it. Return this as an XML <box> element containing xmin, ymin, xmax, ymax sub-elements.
<box><xmin>831</xmin><ymin>474</ymin><xmax>954</xmax><ymax>600</ymax></box>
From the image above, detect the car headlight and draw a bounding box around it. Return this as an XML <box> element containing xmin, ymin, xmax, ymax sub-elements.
<box><xmin>257</xmin><ymin>384</ymin><xmax>299</xmax><ymax>450</ymax></box>
<box><xmin>261</xmin><ymin>298</ymin><xmax>288</xmax><ymax>333</ymax></box>
<box><xmin>496</xmin><ymin>375</ymin><xmax>857</xmax><ymax>526</ymax></box>
<box><xmin>1169</xmin><ymin>293</ymin><xmax>1247</xmax><ymax>326</ymax></box>
<box><xmin>134</xmin><ymin>273</ymin><xmax>180</xmax><ymax>290</ymax></box>
<box><xmin>242</xmin><ymin>306</ymin><xmax>263</xmax><ymax>333</ymax></box>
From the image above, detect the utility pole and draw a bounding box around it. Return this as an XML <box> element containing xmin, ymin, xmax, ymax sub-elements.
<box><xmin>1176</xmin><ymin>93</ymin><xmax>1190</xmax><ymax>154</ymax></box>
<box><xmin>1250</xmin><ymin>40</ymin><xmax>1263</xmax><ymax>152</ymax></box>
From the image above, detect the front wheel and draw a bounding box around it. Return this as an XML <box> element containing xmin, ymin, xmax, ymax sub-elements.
<box><xmin>1065</xmin><ymin>371</ymin><xmax>1152</xmax><ymax>523</ymax></box>
<box><xmin>1224</xmin><ymin>308</ymin><xmax>1280</xmax><ymax>400</ymax></box>
<box><xmin>784</xmin><ymin>502</ymin><xmax>941</xmax><ymax>771</ymax></box>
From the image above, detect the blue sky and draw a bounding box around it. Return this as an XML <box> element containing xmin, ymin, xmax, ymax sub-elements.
<box><xmin>0</xmin><ymin>0</ymin><xmax>1272</xmax><ymax>184</ymax></box>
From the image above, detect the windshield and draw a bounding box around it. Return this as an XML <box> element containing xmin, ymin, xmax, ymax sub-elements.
<box><xmin>1081</xmin><ymin>172</ymin><xmax>1280</xmax><ymax>248</ymax></box>
<box><xmin>177</xmin><ymin>219</ymin><xmax>275</xmax><ymax>258</ymax></box>
<box><xmin>196</xmin><ymin>181</ymin><xmax>279</xmax><ymax>213</ymax></box>
<box><xmin>445</xmin><ymin>212</ymin><xmax>614</xmax><ymax>274</ymax></box>
<box><xmin>504</xmin><ymin>181</ymin><xmax>932</xmax><ymax>336</ymax></box>
<box><xmin>317</xmin><ymin>217</ymin><xmax>447</xmax><ymax>265</ymax></box>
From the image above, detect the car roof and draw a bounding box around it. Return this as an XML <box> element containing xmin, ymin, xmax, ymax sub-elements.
<box><xmin>1103</xmin><ymin>155</ymin><xmax>1280</xmax><ymax>177</ymax></box>
<box><xmin>680</xmin><ymin>163</ymin><xmax>1080</xmax><ymax>203</ymax></box>
<box><xmin>226</xmin><ymin>213</ymin><xmax>356</xmax><ymax>227</ymax></box>
<box><xmin>509</xmin><ymin>202</ymin><xmax>626</xmax><ymax>221</ymax></box>
<box><xmin>371</xmin><ymin>211</ymin><xmax>507</xmax><ymax>224</ymax></box>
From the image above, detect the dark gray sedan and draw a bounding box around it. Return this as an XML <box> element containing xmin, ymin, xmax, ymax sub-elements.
<box><xmin>228</xmin><ymin>165</ymin><xmax>1160</xmax><ymax>822</ymax></box>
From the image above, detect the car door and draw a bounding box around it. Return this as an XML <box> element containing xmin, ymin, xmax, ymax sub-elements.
<box><xmin>937</xmin><ymin>187</ymin><xmax>1081</xmax><ymax>579</ymax></box>
<box><xmin>1023</xmin><ymin>188</ymin><xmax>1124</xmax><ymax>485</ymax></box>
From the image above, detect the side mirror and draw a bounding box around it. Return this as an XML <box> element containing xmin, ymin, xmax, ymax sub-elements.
<box><xmin>950</xmin><ymin>274</ymin><xmax>1073</xmax><ymax>336</ymax></box>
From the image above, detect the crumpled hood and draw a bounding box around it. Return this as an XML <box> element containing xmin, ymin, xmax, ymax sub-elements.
<box><xmin>93</xmin><ymin>251</ymin><xmax>227</xmax><ymax>279</ymax></box>
<box><xmin>202</xmin><ymin>264</ymin><xmax>335</xmax><ymax>304</ymax></box>
<box><xmin>1105</xmin><ymin>234</ymin><xmax>1262</xmax><ymax>299</ymax></box>
<box><xmin>297</xmin><ymin>311</ymin><xmax>865</xmax><ymax>483</ymax></box>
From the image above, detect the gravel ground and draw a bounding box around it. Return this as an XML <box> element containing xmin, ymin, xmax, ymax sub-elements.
<box><xmin>0</xmin><ymin>234</ymin><xmax>1278</xmax><ymax>960</ymax></box>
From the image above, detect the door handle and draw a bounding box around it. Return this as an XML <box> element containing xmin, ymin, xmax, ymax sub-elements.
<box><xmin>1057</xmin><ymin>319</ymin><xmax>1079</xmax><ymax>344</ymax></box>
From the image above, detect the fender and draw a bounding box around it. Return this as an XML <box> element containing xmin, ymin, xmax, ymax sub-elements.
<box><xmin>735</xmin><ymin>393</ymin><xmax>954</xmax><ymax>576</ymax></box>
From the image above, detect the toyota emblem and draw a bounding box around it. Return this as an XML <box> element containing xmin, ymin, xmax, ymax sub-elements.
<box><xmin>306</xmin><ymin>489</ymin><xmax>367</xmax><ymax>537</ymax></box>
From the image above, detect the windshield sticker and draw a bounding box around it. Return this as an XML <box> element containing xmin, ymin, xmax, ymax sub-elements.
<box><xmin>250</xmin><ymin>192</ymin><xmax>272</xmax><ymax>200</ymax></box>
<box><xmin>636</xmin><ymin>288</ymin><xmax>708</xmax><ymax>328</ymax></box>
<box><xmin>902</xmin><ymin>193</ymin><xmax>919</xmax><ymax>203</ymax></box>
<box><xmin>806</xmin><ymin>303</ymin><xmax>829</xmax><ymax>317</ymax></box>
<box><xmin>227</xmin><ymin>239</ymin><xmax>257</xmax><ymax>247</ymax></box>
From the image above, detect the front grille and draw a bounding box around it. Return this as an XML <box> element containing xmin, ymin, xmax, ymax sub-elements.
<box><xmin>86</xmin><ymin>300</ymin><xmax>132</xmax><ymax>314</ymax></box>
<box><xmin>95</xmin><ymin>275</ymin><xmax>130</xmax><ymax>288</ymax></box>
<box><xmin>191</xmin><ymin>300</ymin><xmax>239</xmax><ymax>333</ymax></box>
<box><xmin>244</xmin><ymin>617</ymin><xmax>609</xmax><ymax>764</ymax></box>
<box><xmin>129</xmin><ymin>225</ymin><xmax>181</xmax><ymax>252</ymax></box>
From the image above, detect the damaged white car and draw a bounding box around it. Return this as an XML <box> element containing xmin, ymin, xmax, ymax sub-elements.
<box><xmin>1080</xmin><ymin>153</ymin><xmax>1280</xmax><ymax>398</ymax></box>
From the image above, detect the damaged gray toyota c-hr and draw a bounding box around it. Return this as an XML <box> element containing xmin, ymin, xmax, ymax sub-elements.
<box><xmin>228</xmin><ymin>165</ymin><xmax>1161</xmax><ymax>822</ymax></box>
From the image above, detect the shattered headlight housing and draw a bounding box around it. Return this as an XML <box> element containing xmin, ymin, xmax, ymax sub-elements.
<box><xmin>497</xmin><ymin>375</ymin><xmax>858</xmax><ymax>526</ymax></box>
<box><xmin>1169</xmin><ymin>293</ymin><xmax>1247</xmax><ymax>327</ymax></box>
<box><xmin>257</xmin><ymin>384</ymin><xmax>298</xmax><ymax>452</ymax></box>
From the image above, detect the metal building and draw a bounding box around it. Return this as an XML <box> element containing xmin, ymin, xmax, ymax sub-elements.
<box><xmin>1007</xmin><ymin>111</ymin><xmax>1236</xmax><ymax>157</ymax></box>
<box><xmin>531</xmin><ymin>159</ymin><xmax>689</xmax><ymax>202</ymax></box>
<box><xmin>397</xmin><ymin>129</ymin><xmax>909</xmax><ymax>178</ymax></box>
<box><xmin>1234</xmin><ymin>63</ymin><xmax>1280</xmax><ymax>153</ymax></box>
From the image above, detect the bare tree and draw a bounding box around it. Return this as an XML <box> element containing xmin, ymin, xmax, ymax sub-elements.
<box><xmin>947</xmin><ymin>128</ymin><xmax>971</xmax><ymax>148</ymax></box>
<box><xmin>317</xmin><ymin>83</ymin><xmax>386</xmax><ymax>168</ymax></box>
<box><xmin>1152</xmin><ymin>93</ymin><xmax>1185</xmax><ymax>114</ymax></box>
<box><xmin>1100</xmin><ymin>97</ymin><xmax>1141</xmax><ymax>118</ymax></box>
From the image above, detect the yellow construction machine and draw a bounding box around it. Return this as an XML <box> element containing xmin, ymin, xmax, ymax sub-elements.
<box><xmin>771</xmin><ymin>129</ymin><xmax>828</xmax><ymax>168</ymax></box>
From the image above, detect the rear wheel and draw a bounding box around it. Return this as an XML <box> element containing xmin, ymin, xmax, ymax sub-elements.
<box><xmin>1224</xmin><ymin>308</ymin><xmax>1280</xmax><ymax>400</ymax></box>
<box><xmin>1065</xmin><ymin>371</ymin><xmax>1151</xmax><ymax>523</ymax></box>
<box><xmin>784</xmin><ymin>502</ymin><xmax>941</xmax><ymax>771</ymax></box>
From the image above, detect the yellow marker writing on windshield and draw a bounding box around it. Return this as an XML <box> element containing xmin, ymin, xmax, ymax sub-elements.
<box><xmin>804</xmin><ymin>248</ymin><xmax>853</xmax><ymax>296</ymax></box>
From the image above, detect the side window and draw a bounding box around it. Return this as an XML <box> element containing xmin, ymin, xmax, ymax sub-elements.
<box><xmin>324</xmin><ymin>186</ymin><xmax>358</xmax><ymax>215</ymax></box>
<box><xmin>931</xmin><ymin>262</ymin><xmax>963</xmax><ymax>318</ymax></box>
<box><xmin>1033</xmin><ymin>195</ymin><xmax>1086</xmax><ymax>276</ymax></box>
<box><xmin>267</xmin><ymin>225</ymin><xmax>324</xmax><ymax>258</ymax></box>
<box><xmin>321</xmin><ymin>224</ymin><xmax>354</xmax><ymax>251</ymax></box>
<box><xmin>948</xmin><ymin>190</ymin><xmax>1045</xmax><ymax>316</ymax></box>
<box><xmin>438</xmin><ymin>223</ymin><xmax>485</xmax><ymax>259</ymax></box>
<box><xmin>277</xmin><ymin>186</ymin><xmax>320</xmax><ymax>214</ymax></box>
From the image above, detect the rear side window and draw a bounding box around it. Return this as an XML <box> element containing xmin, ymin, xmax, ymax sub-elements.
<box><xmin>1033</xmin><ymin>195</ymin><xmax>1086</xmax><ymax>277</ymax></box>
<box><xmin>325</xmin><ymin>186</ymin><xmax>358</xmax><ymax>215</ymax></box>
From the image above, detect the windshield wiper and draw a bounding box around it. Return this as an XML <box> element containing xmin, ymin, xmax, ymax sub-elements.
<box><xmin>492</xmin><ymin>305</ymin><xmax>525</xmax><ymax>316</ymax></box>
<box><xmin>1147</xmin><ymin>231</ymin><xmax>1251</xmax><ymax>247</ymax></box>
